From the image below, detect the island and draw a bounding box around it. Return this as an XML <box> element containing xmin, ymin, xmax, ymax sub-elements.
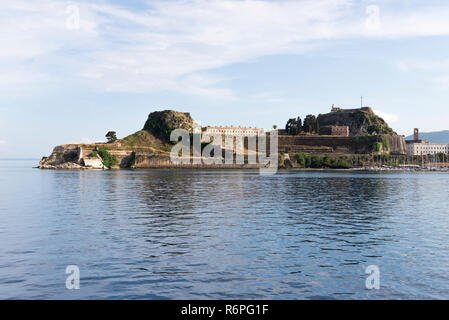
<box><xmin>40</xmin><ymin>107</ymin><xmax>444</xmax><ymax>170</ymax></box>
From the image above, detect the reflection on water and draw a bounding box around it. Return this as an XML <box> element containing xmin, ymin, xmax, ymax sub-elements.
<box><xmin>0</xmin><ymin>160</ymin><xmax>448</xmax><ymax>299</ymax></box>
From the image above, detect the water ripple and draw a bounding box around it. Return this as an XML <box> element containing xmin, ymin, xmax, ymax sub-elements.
<box><xmin>0</xmin><ymin>161</ymin><xmax>448</xmax><ymax>299</ymax></box>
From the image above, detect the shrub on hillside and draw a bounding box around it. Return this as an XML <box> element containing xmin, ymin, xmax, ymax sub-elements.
<box><xmin>96</xmin><ymin>146</ymin><xmax>119</xmax><ymax>168</ymax></box>
<box><xmin>294</xmin><ymin>153</ymin><xmax>351</xmax><ymax>169</ymax></box>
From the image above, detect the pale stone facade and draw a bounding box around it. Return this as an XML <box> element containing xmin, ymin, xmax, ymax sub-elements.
<box><xmin>331</xmin><ymin>105</ymin><xmax>341</xmax><ymax>112</ymax></box>
<box><xmin>406</xmin><ymin>141</ymin><xmax>449</xmax><ymax>156</ymax></box>
<box><xmin>331</xmin><ymin>126</ymin><xmax>349</xmax><ymax>137</ymax></box>
<box><xmin>83</xmin><ymin>157</ymin><xmax>107</xmax><ymax>169</ymax></box>
<box><xmin>202</xmin><ymin>126</ymin><xmax>264</xmax><ymax>137</ymax></box>
<box><xmin>193</xmin><ymin>122</ymin><xmax>202</xmax><ymax>134</ymax></box>
<box><xmin>201</xmin><ymin>126</ymin><xmax>264</xmax><ymax>155</ymax></box>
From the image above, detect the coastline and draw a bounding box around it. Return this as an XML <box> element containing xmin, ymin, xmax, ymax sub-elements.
<box><xmin>35</xmin><ymin>164</ymin><xmax>449</xmax><ymax>173</ymax></box>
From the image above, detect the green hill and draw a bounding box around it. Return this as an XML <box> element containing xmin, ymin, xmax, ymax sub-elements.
<box><xmin>405</xmin><ymin>130</ymin><xmax>449</xmax><ymax>143</ymax></box>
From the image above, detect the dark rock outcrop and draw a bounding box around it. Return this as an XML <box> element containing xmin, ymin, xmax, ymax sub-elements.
<box><xmin>317</xmin><ymin>107</ymin><xmax>394</xmax><ymax>136</ymax></box>
<box><xmin>39</xmin><ymin>145</ymin><xmax>83</xmax><ymax>169</ymax></box>
<box><xmin>143</xmin><ymin>110</ymin><xmax>194</xmax><ymax>142</ymax></box>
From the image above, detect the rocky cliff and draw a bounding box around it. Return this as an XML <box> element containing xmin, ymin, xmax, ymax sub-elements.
<box><xmin>317</xmin><ymin>107</ymin><xmax>394</xmax><ymax>136</ymax></box>
<box><xmin>40</xmin><ymin>144</ymin><xmax>109</xmax><ymax>169</ymax></box>
<box><xmin>39</xmin><ymin>142</ymin><xmax>263</xmax><ymax>170</ymax></box>
<box><xmin>143</xmin><ymin>110</ymin><xmax>194</xmax><ymax>141</ymax></box>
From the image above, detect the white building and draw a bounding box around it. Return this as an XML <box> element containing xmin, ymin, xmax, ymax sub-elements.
<box><xmin>406</xmin><ymin>140</ymin><xmax>449</xmax><ymax>156</ymax></box>
<box><xmin>202</xmin><ymin>126</ymin><xmax>264</xmax><ymax>137</ymax></box>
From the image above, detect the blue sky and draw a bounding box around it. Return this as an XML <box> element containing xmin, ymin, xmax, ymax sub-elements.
<box><xmin>1</xmin><ymin>0</ymin><xmax>449</xmax><ymax>158</ymax></box>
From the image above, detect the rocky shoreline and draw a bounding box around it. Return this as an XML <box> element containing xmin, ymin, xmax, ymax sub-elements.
<box><xmin>38</xmin><ymin>143</ymin><xmax>267</xmax><ymax>170</ymax></box>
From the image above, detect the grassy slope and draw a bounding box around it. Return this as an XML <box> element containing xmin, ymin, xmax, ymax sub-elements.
<box><xmin>114</xmin><ymin>130</ymin><xmax>172</xmax><ymax>153</ymax></box>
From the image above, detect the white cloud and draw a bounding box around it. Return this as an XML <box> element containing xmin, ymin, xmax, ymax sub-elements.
<box><xmin>394</xmin><ymin>58</ymin><xmax>449</xmax><ymax>87</ymax></box>
<box><xmin>395</xmin><ymin>59</ymin><xmax>449</xmax><ymax>72</ymax></box>
<box><xmin>0</xmin><ymin>66</ymin><xmax>50</xmax><ymax>86</ymax></box>
<box><xmin>0</xmin><ymin>140</ymin><xmax>6</xmax><ymax>145</ymax></box>
<box><xmin>435</xmin><ymin>75</ymin><xmax>449</xmax><ymax>87</ymax></box>
<box><xmin>3</xmin><ymin>0</ymin><xmax>449</xmax><ymax>97</ymax></box>
<box><xmin>373</xmin><ymin>109</ymin><xmax>399</xmax><ymax>123</ymax></box>
<box><xmin>251</xmin><ymin>92</ymin><xmax>287</xmax><ymax>103</ymax></box>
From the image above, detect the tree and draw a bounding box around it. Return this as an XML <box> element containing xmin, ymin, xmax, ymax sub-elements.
<box><xmin>295</xmin><ymin>152</ymin><xmax>308</xmax><ymax>167</ymax></box>
<box><xmin>96</xmin><ymin>146</ymin><xmax>119</xmax><ymax>168</ymax></box>
<box><xmin>285</xmin><ymin>117</ymin><xmax>302</xmax><ymax>135</ymax></box>
<box><xmin>322</xmin><ymin>154</ymin><xmax>332</xmax><ymax>167</ymax></box>
<box><xmin>273</xmin><ymin>125</ymin><xmax>278</xmax><ymax>130</ymax></box>
<box><xmin>106</xmin><ymin>131</ymin><xmax>117</xmax><ymax>143</ymax></box>
<box><xmin>310</xmin><ymin>155</ymin><xmax>323</xmax><ymax>168</ymax></box>
<box><xmin>305</xmin><ymin>155</ymin><xmax>312</xmax><ymax>167</ymax></box>
<box><xmin>285</xmin><ymin>118</ymin><xmax>294</xmax><ymax>133</ymax></box>
<box><xmin>296</xmin><ymin>117</ymin><xmax>302</xmax><ymax>129</ymax></box>
<box><xmin>303</xmin><ymin>115</ymin><xmax>318</xmax><ymax>133</ymax></box>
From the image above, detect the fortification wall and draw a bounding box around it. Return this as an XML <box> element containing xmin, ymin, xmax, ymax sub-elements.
<box><xmin>279</xmin><ymin>135</ymin><xmax>378</xmax><ymax>154</ymax></box>
<box><xmin>387</xmin><ymin>135</ymin><xmax>407</xmax><ymax>155</ymax></box>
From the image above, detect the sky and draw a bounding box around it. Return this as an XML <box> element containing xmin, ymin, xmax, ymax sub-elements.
<box><xmin>1</xmin><ymin>0</ymin><xmax>449</xmax><ymax>158</ymax></box>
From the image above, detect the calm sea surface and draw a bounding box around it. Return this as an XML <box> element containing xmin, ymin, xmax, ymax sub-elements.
<box><xmin>0</xmin><ymin>159</ymin><xmax>448</xmax><ymax>299</ymax></box>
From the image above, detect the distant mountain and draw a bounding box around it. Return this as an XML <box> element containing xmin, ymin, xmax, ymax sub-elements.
<box><xmin>405</xmin><ymin>130</ymin><xmax>449</xmax><ymax>143</ymax></box>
